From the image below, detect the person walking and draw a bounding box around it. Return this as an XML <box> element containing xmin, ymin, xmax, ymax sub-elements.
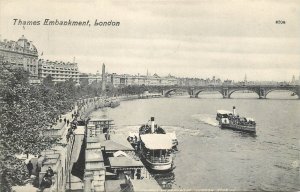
<box><xmin>26</xmin><ymin>160</ymin><xmax>33</xmax><ymax>176</ymax></box>
<box><xmin>35</xmin><ymin>163</ymin><xmax>41</xmax><ymax>176</ymax></box>
<box><xmin>25</xmin><ymin>151</ymin><xmax>29</xmax><ymax>159</ymax></box>
<box><xmin>67</xmin><ymin>119</ymin><xmax>69</xmax><ymax>126</ymax></box>
<box><xmin>64</xmin><ymin>118</ymin><xmax>66</xmax><ymax>124</ymax></box>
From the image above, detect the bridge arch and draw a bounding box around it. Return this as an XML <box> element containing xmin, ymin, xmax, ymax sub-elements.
<box><xmin>228</xmin><ymin>89</ymin><xmax>260</xmax><ymax>98</ymax></box>
<box><xmin>164</xmin><ymin>89</ymin><xmax>176</xmax><ymax>96</ymax></box>
<box><xmin>265</xmin><ymin>89</ymin><xmax>299</xmax><ymax>98</ymax></box>
<box><xmin>194</xmin><ymin>89</ymin><xmax>223</xmax><ymax>98</ymax></box>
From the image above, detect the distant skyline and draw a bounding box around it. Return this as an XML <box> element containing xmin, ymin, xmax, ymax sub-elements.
<box><xmin>0</xmin><ymin>0</ymin><xmax>299</xmax><ymax>81</ymax></box>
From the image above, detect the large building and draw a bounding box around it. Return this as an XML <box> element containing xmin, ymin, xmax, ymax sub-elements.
<box><xmin>38</xmin><ymin>59</ymin><xmax>79</xmax><ymax>84</ymax></box>
<box><xmin>79</xmin><ymin>72</ymin><xmax>102</xmax><ymax>85</ymax></box>
<box><xmin>0</xmin><ymin>35</ymin><xmax>39</xmax><ymax>77</ymax></box>
<box><xmin>177</xmin><ymin>77</ymin><xmax>222</xmax><ymax>86</ymax></box>
<box><xmin>107</xmin><ymin>73</ymin><xmax>179</xmax><ymax>87</ymax></box>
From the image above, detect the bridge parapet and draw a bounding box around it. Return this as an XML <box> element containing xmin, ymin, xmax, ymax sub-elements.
<box><xmin>189</xmin><ymin>85</ymin><xmax>300</xmax><ymax>99</ymax></box>
<box><xmin>160</xmin><ymin>85</ymin><xmax>300</xmax><ymax>99</ymax></box>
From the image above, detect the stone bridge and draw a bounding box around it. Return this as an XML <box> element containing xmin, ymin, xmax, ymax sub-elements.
<box><xmin>161</xmin><ymin>85</ymin><xmax>300</xmax><ymax>99</ymax></box>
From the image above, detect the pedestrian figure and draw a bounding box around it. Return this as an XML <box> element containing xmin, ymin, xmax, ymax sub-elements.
<box><xmin>25</xmin><ymin>151</ymin><xmax>29</xmax><ymax>158</ymax></box>
<box><xmin>104</xmin><ymin>132</ymin><xmax>108</xmax><ymax>140</ymax></box>
<box><xmin>107</xmin><ymin>131</ymin><xmax>111</xmax><ymax>140</ymax></box>
<box><xmin>64</xmin><ymin>118</ymin><xmax>66</xmax><ymax>123</ymax></box>
<box><xmin>40</xmin><ymin>176</ymin><xmax>52</xmax><ymax>189</ymax></box>
<box><xmin>67</xmin><ymin>119</ymin><xmax>69</xmax><ymax>126</ymax></box>
<box><xmin>36</xmin><ymin>164</ymin><xmax>41</xmax><ymax>176</ymax></box>
<box><xmin>45</xmin><ymin>167</ymin><xmax>54</xmax><ymax>178</ymax></box>
<box><xmin>72</xmin><ymin>114</ymin><xmax>74</xmax><ymax>119</ymax></box>
<box><xmin>26</xmin><ymin>160</ymin><xmax>33</xmax><ymax>176</ymax></box>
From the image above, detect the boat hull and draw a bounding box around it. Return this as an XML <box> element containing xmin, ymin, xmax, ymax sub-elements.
<box><xmin>143</xmin><ymin>158</ymin><xmax>173</xmax><ymax>171</ymax></box>
<box><xmin>110</xmin><ymin>102</ymin><xmax>120</xmax><ymax>108</ymax></box>
<box><xmin>221</xmin><ymin>123</ymin><xmax>256</xmax><ymax>133</ymax></box>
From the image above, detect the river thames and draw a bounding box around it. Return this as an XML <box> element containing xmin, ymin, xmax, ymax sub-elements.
<box><xmin>90</xmin><ymin>92</ymin><xmax>300</xmax><ymax>191</ymax></box>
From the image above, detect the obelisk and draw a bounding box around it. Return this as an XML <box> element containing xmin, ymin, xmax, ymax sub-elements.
<box><xmin>101</xmin><ymin>63</ymin><xmax>106</xmax><ymax>92</ymax></box>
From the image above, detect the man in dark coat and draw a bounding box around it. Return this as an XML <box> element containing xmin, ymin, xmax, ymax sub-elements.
<box><xmin>26</xmin><ymin>160</ymin><xmax>33</xmax><ymax>176</ymax></box>
<box><xmin>44</xmin><ymin>167</ymin><xmax>54</xmax><ymax>178</ymax></box>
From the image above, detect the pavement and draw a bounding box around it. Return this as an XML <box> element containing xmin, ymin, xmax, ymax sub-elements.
<box><xmin>59</xmin><ymin>106</ymin><xmax>78</xmax><ymax>144</ymax></box>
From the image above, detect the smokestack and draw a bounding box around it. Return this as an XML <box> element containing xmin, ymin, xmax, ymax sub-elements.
<box><xmin>151</xmin><ymin>117</ymin><xmax>155</xmax><ymax>133</ymax></box>
<box><xmin>233</xmin><ymin>106</ymin><xmax>236</xmax><ymax>116</ymax></box>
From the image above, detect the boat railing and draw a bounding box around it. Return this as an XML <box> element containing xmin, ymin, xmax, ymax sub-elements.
<box><xmin>229</xmin><ymin>120</ymin><xmax>256</xmax><ymax>126</ymax></box>
<box><xmin>146</xmin><ymin>156</ymin><xmax>171</xmax><ymax>163</ymax></box>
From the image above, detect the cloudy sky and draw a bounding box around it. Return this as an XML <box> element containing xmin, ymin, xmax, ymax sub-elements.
<box><xmin>0</xmin><ymin>0</ymin><xmax>299</xmax><ymax>81</ymax></box>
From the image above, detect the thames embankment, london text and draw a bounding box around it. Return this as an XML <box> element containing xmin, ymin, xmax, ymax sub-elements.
<box><xmin>12</xmin><ymin>19</ymin><xmax>120</xmax><ymax>27</ymax></box>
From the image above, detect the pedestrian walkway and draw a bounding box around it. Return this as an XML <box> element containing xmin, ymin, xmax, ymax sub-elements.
<box><xmin>59</xmin><ymin>106</ymin><xmax>78</xmax><ymax>144</ymax></box>
<box><xmin>14</xmin><ymin>105</ymin><xmax>79</xmax><ymax>191</ymax></box>
<box><xmin>67</xmin><ymin>125</ymin><xmax>85</xmax><ymax>191</ymax></box>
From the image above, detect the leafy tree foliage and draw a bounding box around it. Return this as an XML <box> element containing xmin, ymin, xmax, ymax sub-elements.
<box><xmin>0</xmin><ymin>66</ymin><xmax>74</xmax><ymax>191</ymax></box>
<box><xmin>0</xmin><ymin>65</ymin><xmax>165</xmax><ymax>191</ymax></box>
<box><xmin>43</xmin><ymin>74</ymin><xmax>54</xmax><ymax>88</ymax></box>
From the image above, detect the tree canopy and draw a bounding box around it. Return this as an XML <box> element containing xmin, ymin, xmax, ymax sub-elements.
<box><xmin>0</xmin><ymin>66</ymin><xmax>75</xmax><ymax>191</ymax></box>
<box><xmin>0</xmin><ymin>65</ymin><xmax>164</xmax><ymax>191</ymax></box>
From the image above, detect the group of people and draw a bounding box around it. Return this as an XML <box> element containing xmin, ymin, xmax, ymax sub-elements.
<box><xmin>104</xmin><ymin>131</ymin><xmax>111</xmax><ymax>140</ymax></box>
<box><xmin>26</xmin><ymin>160</ymin><xmax>53</xmax><ymax>189</ymax></box>
<box><xmin>26</xmin><ymin>160</ymin><xmax>41</xmax><ymax>177</ymax></box>
<box><xmin>228</xmin><ymin>115</ymin><xmax>256</xmax><ymax>126</ymax></box>
<box><xmin>66</xmin><ymin>111</ymin><xmax>79</xmax><ymax>142</ymax></box>
<box><xmin>24</xmin><ymin>106</ymin><xmax>79</xmax><ymax>189</ymax></box>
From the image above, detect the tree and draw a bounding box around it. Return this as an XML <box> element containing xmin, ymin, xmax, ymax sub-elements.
<box><xmin>43</xmin><ymin>75</ymin><xmax>54</xmax><ymax>87</ymax></box>
<box><xmin>0</xmin><ymin>66</ymin><xmax>59</xmax><ymax>191</ymax></box>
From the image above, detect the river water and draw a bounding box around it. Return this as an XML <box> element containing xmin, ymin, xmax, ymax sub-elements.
<box><xmin>90</xmin><ymin>92</ymin><xmax>300</xmax><ymax>191</ymax></box>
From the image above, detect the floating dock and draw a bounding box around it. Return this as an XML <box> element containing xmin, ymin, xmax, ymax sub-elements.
<box><xmin>84</xmin><ymin>118</ymin><xmax>162</xmax><ymax>192</ymax></box>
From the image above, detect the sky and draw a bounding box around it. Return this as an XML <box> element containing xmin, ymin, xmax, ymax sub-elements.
<box><xmin>0</xmin><ymin>0</ymin><xmax>299</xmax><ymax>81</ymax></box>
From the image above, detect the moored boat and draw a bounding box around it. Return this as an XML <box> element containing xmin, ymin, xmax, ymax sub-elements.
<box><xmin>145</xmin><ymin>117</ymin><xmax>178</xmax><ymax>148</ymax></box>
<box><xmin>110</xmin><ymin>98</ymin><xmax>120</xmax><ymax>108</ymax></box>
<box><xmin>127</xmin><ymin>117</ymin><xmax>177</xmax><ymax>171</ymax></box>
<box><xmin>104</xmin><ymin>98</ymin><xmax>120</xmax><ymax>108</ymax></box>
<box><xmin>217</xmin><ymin>106</ymin><xmax>256</xmax><ymax>133</ymax></box>
<box><xmin>139</xmin><ymin>134</ymin><xmax>174</xmax><ymax>171</ymax></box>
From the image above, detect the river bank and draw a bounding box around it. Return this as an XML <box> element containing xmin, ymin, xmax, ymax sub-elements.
<box><xmin>77</xmin><ymin>94</ymin><xmax>153</xmax><ymax>119</ymax></box>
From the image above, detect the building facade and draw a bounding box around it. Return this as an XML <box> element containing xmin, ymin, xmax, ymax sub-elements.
<box><xmin>79</xmin><ymin>72</ymin><xmax>102</xmax><ymax>85</ymax></box>
<box><xmin>106</xmin><ymin>73</ymin><xmax>179</xmax><ymax>87</ymax></box>
<box><xmin>38</xmin><ymin>59</ymin><xmax>79</xmax><ymax>84</ymax></box>
<box><xmin>0</xmin><ymin>35</ymin><xmax>39</xmax><ymax>77</ymax></box>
